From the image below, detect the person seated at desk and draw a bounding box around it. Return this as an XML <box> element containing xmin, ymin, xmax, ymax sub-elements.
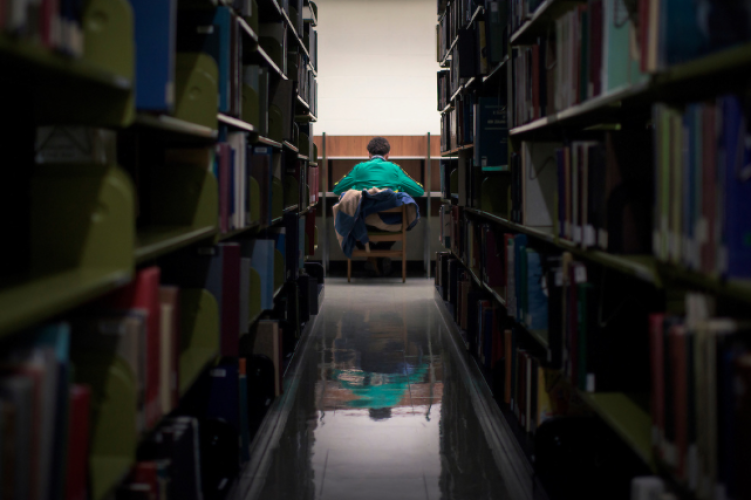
<box><xmin>333</xmin><ymin>137</ymin><xmax>424</xmax><ymax>276</ymax></box>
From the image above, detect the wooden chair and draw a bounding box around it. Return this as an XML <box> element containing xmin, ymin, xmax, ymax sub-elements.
<box><xmin>347</xmin><ymin>205</ymin><xmax>407</xmax><ymax>283</ymax></box>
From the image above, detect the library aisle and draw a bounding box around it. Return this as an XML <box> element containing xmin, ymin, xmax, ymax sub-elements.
<box><xmin>233</xmin><ymin>278</ymin><xmax>533</xmax><ymax>500</ymax></box>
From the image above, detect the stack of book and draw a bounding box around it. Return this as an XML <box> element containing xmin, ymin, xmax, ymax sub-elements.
<box><xmin>0</xmin><ymin>1</ymin><xmax>324</xmax><ymax>499</ymax></box>
<box><xmin>0</xmin><ymin>0</ymin><xmax>86</xmax><ymax>56</ymax></box>
<box><xmin>649</xmin><ymin>293</ymin><xmax>751</xmax><ymax>499</ymax></box>
<box><xmin>652</xmin><ymin>95</ymin><xmax>751</xmax><ymax>279</ymax></box>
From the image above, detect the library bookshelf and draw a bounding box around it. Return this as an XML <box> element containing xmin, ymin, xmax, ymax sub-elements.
<box><xmin>0</xmin><ymin>1</ymin><xmax>323</xmax><ymax>499</ymax></box>
<box><xmin>436</xmin><ymin>1</ymin><xmax>751</xmax><ymax>499</ymax></box>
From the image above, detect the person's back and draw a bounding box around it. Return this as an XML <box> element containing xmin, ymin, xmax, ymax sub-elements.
<box><xmin>333</xmin><ymin>137</ymin><xmax>423</xmax><ymax>276</ymax></box>
<box><xmin>332</xmin><ymin>137</ymin><xmax>424</xmax><ymax>197</ymax></box>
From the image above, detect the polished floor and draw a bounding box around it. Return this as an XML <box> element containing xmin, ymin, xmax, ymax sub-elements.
<box><xmin>234</xmin><ymin>278</ymin><xmax>536</xmax><ymax>500</ymax></box>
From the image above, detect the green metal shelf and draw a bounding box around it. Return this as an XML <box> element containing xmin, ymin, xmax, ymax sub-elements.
<box><xmin>509</xmin><ymin>82</ymin><xmax>649</xmax><ymax>137</ymax></box>
<box><xmin>655</xmin><ymin>41</ymin><xmax>751</xmax><ymax>87</ymax></box>
<box><xmin>135</xmin><ymin>226</ymin><xmax>217</xmax><ymax>263</ymax></box>
<box><xmin>134</xmin><ymin>114</ymin><xmax>218</xmax><ymax>142</ymax></box>
<box><xmin>217</xmin><ymin>221</ymin><xmax>262</xmax><ymax>241</ymax></box>
<box><xmin>509</xmin><ymin>0</ymin><xmax>587</xmax><ymax>46</ymax></box>
<box><xmin>252</xmin><ymin>45</ymin><xmax>287</xmax><ymax>80</ymax></box>
<box><xmin>449</xmin><ymin>248</ymin><xmax>550</xmax><ymax>352</ymax></box>
<box><xmin>440</xmin><ymin>36</ymin><xmax>458</xmax><ymax>68</ymax></box>
<box><xmin>254</xmin><ymin>135</ymin><xmax>283</xmax><ymax>149</ymax></box>
<box><xmin>463</xmin><ymin>208</ymin><xmax>661</xmax><ymax>286</ymax></box>
<box><xmin>296</xmin><ymin>95</ymin><xmax>310</xmax><ymax>110</ymax></box>
<box><xmin>238</xmin><ymin>17</ymin><xmax>259</xmax><ymax>44</ymax></box>
<box><xmin>482</xmin><ymin>55</ymin><xmax>510</xmax><ymax>83</ymax></box>
<box><xmin>577</xmin><ymin>391</ymin><xmax>654</xmax><ymax>470</ymax></box>
<box><xmin>507</xmin><ymin>42</ymin><xmax>751</xmax><ymax>137</ymax></box>
<box><xmin>659</xmin><ymin>263</ymin><xmax>751</xmax><ymax>304</ymax></box>
<box><xmin>441</xmin><ymin>144</ymin><xmax>474</xmax><ymax>157</ymax></box>
<box><xmin>0</xmin><ymin>268</ymin><xmax>133</xmax><ymax>339</ymax></box>
<box><xmin>0</xmin><ymin>36</ymin><xmax>131</xmax><ymax>90</ymax></box>
<box><xmin>218</xmin><ymin>113</ymin><xmax>255</xmax><ymax>133</ymax></box>
<box><xmin>281</xmin><ymin>8</ymin><xmax>311</xmax><ymax>59</ymax></box>
<box><xmin>304</xmin><ymin>2</ymin><xmax>318</xmax><ymax>26</ymax></box>
<box><xmin>295</xmin><ymin>112</ymin><xmax>318</xmax><ymax>123</ymax></box>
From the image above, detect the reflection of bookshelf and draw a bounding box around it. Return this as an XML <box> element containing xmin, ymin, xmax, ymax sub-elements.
<box><xmin>313</xmin><ymin>134</ymin><xmax>443</xmax><ymax>273</ymax></box>
<box><xmin>436</xmin><ymin>1</ymin><xmax>751</xmax><ymax>498</ymax></box>
<box><xmin>0</xmin><ymin>1</ymin><xmax>322</xmax><ymax>499</ymax></box>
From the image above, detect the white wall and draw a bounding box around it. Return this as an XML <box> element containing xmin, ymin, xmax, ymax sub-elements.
<box><xmin>314</xmin><ymin>0</ymin><xmax>441</xmax><ymax>135</ymax></box>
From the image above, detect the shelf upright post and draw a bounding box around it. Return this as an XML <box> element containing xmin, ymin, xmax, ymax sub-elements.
<box><xmin>322</xmin><ymin>132</ymin><xmax>329</xmax><ymax>276</ymax></box>
<box><xmin>425</xmin><ymin>132</ymin><xmax>432</xmax><ymax>279</ymax></box>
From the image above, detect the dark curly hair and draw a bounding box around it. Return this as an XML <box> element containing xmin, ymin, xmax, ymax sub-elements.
<box><xmin>367</xmin><ymin>137</ymin><xmax>390</xmax><ymax>156</ymax></box>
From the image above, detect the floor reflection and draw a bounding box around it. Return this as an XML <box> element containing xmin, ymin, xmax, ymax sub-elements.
<box><xmin>248</xmin><ymin>279</ymin><xmax>516</xmax><ymax>500</ymax></box>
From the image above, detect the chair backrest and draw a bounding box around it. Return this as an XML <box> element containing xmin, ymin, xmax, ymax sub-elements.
<box><xmin>377</xmin><ymin>205</ymin><xmax>407</xmax><ymax>229</ymax></box>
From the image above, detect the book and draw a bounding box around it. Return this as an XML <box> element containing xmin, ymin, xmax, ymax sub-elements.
<box><xmin>130</xmin><ymin>0</ymin><xmax>177</xmax><ymax>111</ymax></box>
<box><xmin>473</xmin><ymin>96</ymin><xmax>508</xmax><ymax>171</ymax></box>
<box><xmin>65</xmin><ymin>385</ymin><xmax>91</xmax><ymax>500</ymax></box>
<box><xmin>525</xmin><ymin>249</ymin><xmax>548</xmax><ymax>333</ymax></box>
<box><xmin>159</xmin><ymin>286</ymin><xmax>180</xmax><ymax>414</ymax></box>
<box><xmin>251</xmin><ymin>320</ymin><xmax>283</xmax><ymax>396</ymax></box>
<box><xmin>101</xmin><ymin>267</ymin><xmax>161</xmax><ymax>429</ymax></box>
<box><xmin>245</xmin><ymin>239</ymin><xmax>275</xmax><ymax>311</ymax></box>
<box><xmin>178</xmin><ymin>6</ymin><xmax>233</xmax><ymax>113</ymax></box>
<box><xmin>521</xmin><ymin>141</ymin><xmax>557</xmax><ymax>229</ymax></box>
<box><xmin>218</xmin><ymin>243</ymin><xmax>241</xmax><ymax>357</ymax></box>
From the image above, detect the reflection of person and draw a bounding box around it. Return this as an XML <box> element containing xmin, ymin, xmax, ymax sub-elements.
<box><xmin>332</xmin><ymin>137</ymin><xmax>424</xmax><ymax>275</ymax></box>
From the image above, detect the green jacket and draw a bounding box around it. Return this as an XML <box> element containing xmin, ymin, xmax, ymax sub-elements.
<box><xmin>332</xmin><ymin>157</ymin><xmax>425</xmax><ymax>197</ymax></box>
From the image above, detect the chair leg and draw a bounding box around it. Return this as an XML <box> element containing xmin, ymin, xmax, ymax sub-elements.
<box><xmin>347</xmin><ymin>258</ymin><xmax>352</xmax><ymax>283</ymax></box>
<box><xmin>402</xmin><ymin>252</ymin><xmax>406</xmax><ymax>283</ymax></box>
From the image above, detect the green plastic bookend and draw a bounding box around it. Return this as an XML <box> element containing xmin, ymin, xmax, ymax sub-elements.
<box><xmin>480</xmin><ymin>175</ymin><xmax>510</xmax><ymax>215</ymax></box>
<box><xmin>241</xmin><ymin>84</ymin><xmax>260</xmax><ymax>129</ymax></box>
<box><xmin>273</xmin><ymin>249</ymin><xmax>284</xmax><ymax>290</ymax></box>
<box><xmin>149</xmin><ymin>163</ymin><xmax>218</xmax><ymax>229</ymax></box>
<box><xmin>249</xmin><ymin>267</ymin><xmax>262</xmax><ymax>322</ymax></box>
<box><xmin>73</xmin><ymin>353</ymin><xmax>137</xmax><ymax>500</ymax></box>
<box><xmin>31</xmin><ymin>163</ymin><xmax>135</xmax><ymax>275</ymax></box>
<box><xmin>284</xmin><ymin>175</ymin><xmax>299</xmax><ymax>208</ymax></box>
<box><xmin>249</xmin><ymin>177</ymin><xmax>261</xmax><ymax>224</ymax></box>
<box><xmin>83</xmin><ymin>0</ymin><xmax>135</xmax><ymax>81</ymax></box>
<box><xmin>271</xmin><ymin>176</ymin><xmax>283</xmax><ymax>219</ymax></box>
<box><xmin>268</xmin><ymin>103</ymin><xmax>284</xmax><ymax>143</ymax></box>
<box><xmin>179</xmin><ymin>288</ymin><xmax>220</xmax><ymax>396</ymax></box>
<box><xmin>175</xmin><ymin>52</ymin><xmax>219</xmax><ymax>130</ymax></box>
<box><xmin>259</xmin><ymin>37</ymin><xmax>284</xmax><ymax>70</ymax></box>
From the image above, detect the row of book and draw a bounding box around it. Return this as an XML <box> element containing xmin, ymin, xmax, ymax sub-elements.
<box><xmin>436</xmin><ymin>0</ymin><xmax>506</xmax><ymax>70</ymax></box>
<box><xmin>652</xmin><ymin>94</ymin><xmax>751</xmax><ymax>279</ymax></box>
<box><xmin>443</xmin><ymin>206</ymin><xmax>663</xmax><ymax>394</ymax></box>
<box><xmin>34</xmin><ymin>125</ymin><xmax>321</xmax><ymax>241</ymax></box>
<box><xmin>0</xmin><ymin>242</ymin><xmax>324</xmax><ymax>500</ymax></box>
<box><xmin>129</xmin><ymin>1</ymin><xmax>317</xmax><ymax>131</ymax></box>
<box><xmin>0</xmin><ymin>316</ymin><xmax>283</xmax><ymax>500</ymax></box>
<box><xmin>294</xmin><ymin>50</ymin><xmax>317</xmax><ymax>116</ymax></box>
<box><xmin>440</xmin><ymin>95</ymin><xmax>508</xmax><ymax>172</ymax></box>
<box><xmin>435</xmin><ymin>250</ymin><xmax>565</xmax><ymax>436</ymax></box>
<box><xmin>242</xmin><ymin>63</ymin><xmax>273</xmax><ymax>136</ymax></box>
<box><xmin>0</xmin><ymin>0</ymin><xmax>85</xmax><ymax>56</ymax></box>
<box><xmin>436</xmin><ymin>0</ymin><xmax>476</xmax><ymax>63</ymax></box>
<box><xmin>510</xmin><ymin>0</ymin><xmax>646</xmax><ymax>127</ymax></box>
<box><xmin>436</xmin><ymin>248</ymin><xmax>671</xmax><ymax>498</ymax></box>
<box><xmin>506</xmin><ymin>132</ymin><xmax>652</xmax><ymax>255</ymax></box>
<box><xmin>508</xmin><ymin>0</ymin><xmax>543</xmax><ymax>34</ymax></box>
<box><xmin>649</xmin><ymin>293</ymin><xmax>751</xmax><ymax>500</ymax></box>
<box><xmin>437</xmin><ymin>4</ymin><xmax>506</xmax><ymax>110</ymax></box>
<box><xmin>640</xmin><ymin>0</ymin><xmax>751</xmax><ymax>71</ymax></box>
<box><xmin>510</xmin><ymin>1</ymin><xmax>751</xmax><ymax>128</ymax></box>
